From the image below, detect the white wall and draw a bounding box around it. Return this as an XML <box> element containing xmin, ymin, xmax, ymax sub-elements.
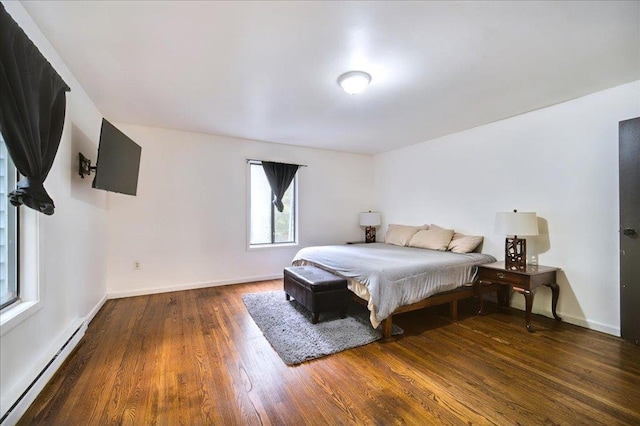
<box><xmin>374</xmin><ymin>81</ymin><xmax>640</xmax><ymax>335</ymax></box>
<box><xmin>106</xmin><ymin>125</ymin><xmax>373</xmax><ymax>297</ymax></box>
<box><xmin>0</xmin><ymin>1</ymin><xmax>108</xmax><ymax>417</ymax></box>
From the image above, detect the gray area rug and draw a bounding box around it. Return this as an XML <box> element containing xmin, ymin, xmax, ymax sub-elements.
<box><xmin>243</xmin><ymin>290</ymin><xmax>403</xmax><ymax>365</ymax></box>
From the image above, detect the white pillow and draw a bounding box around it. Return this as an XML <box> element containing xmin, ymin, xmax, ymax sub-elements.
<box><xmin>384</xmin><ymin>224</ymin><xmax>428</xmax><ymax>246</ymax></box>
<box><xmin>409</xmin><ymin>225</ymin><xmax>454</xmax><ymax>251</ymax></box>
<box><xmin>448</xmin><ymin>232</ymin><xmax>484</xmax><ymax>253</ymax></box>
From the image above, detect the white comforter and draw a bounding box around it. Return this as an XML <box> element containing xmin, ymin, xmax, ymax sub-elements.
<box><xmin>292</xmin><ymin>243</ymin><xmax>496</xmax><ymax>327</ymax></box>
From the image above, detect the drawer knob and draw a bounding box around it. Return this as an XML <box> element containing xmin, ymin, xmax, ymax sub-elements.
<box><xmin>497</xmin><ymin>272</ymin><xmax>505</xmax><ymax>279</ymax></box>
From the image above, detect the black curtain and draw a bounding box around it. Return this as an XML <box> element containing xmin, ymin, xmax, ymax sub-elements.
<box><xmin>0</xmin><ymin>4</ymin><xmax>71</xmax><ymax>215</ymax></box>
<box><xmin>262</xmin><ymin>161</ymin><xmax>300</xmax><ymax>212</ymax></box>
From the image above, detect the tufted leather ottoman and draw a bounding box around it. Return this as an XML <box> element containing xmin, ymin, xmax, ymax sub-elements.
<box><xmin>284</xmin><ymin>265</ymin><xmax>350</xmax><ymax>324</ymax></box>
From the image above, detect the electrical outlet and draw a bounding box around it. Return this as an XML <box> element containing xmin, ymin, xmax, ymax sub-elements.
<box><xmin>134</xmin><ymin>261</ymin><xmax>141</xmax><ymax>270</ymax></box>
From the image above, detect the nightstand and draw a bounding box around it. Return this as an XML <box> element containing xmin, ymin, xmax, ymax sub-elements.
<box><xmin>346</xmin><ymin>241</ymin><xmax>367</xmax><ymax>244</ymax></box>
<box><xmin>476</xmin><ymin>261</ymin><xmax>561</xmax><ymax>332</ymax></box>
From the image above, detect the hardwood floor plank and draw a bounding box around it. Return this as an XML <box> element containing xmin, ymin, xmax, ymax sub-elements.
<box><xmin>425</xmin><ymin>325</ymin><xmax>631</xmax><ymax>425</ymax></box>
<box><xmin>455</xmin><ymin>312</ymin><xmax>640</xmax><ymax>423</ymax></box>
<box><xmin>17</xmin><ymin>280</ymin><xmax>640</xmax><ymax>425</ymax></box>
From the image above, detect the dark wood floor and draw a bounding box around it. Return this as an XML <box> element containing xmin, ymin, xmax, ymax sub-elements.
<box><xmin>19</xmin><ymin>280</ymin><xmax>640</xmax><ymax>425</ymax></box>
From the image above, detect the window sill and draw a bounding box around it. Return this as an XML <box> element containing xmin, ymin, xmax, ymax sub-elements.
<box><xmin>248</xmin><ymin>242</ymin><xmax>299</xmax><ymax>251</ymax></box>
<box><xmin>0</xmin><ymin>300</ymin><xmax>42</xmax><ymax>337</ymax></box>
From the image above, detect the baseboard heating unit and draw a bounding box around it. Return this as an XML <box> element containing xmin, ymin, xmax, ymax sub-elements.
<box><xmin>0</xmin><ymin>320</ymin><xmax>87</xmax><ymax>425</ymax></box>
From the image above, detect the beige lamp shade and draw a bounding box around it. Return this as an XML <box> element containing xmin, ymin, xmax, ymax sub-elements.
<box><xmin>359</xmin><ymin>212</ymin><xmax>381</xmax><ymax>227</ymax></box>
<box><xmin>495</xmin><ymin>211</ymin><xmax>539</xmax><ymax>236</ymax></box>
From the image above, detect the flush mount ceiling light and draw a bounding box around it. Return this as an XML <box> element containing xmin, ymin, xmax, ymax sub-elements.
<box><xmin>337</xmin><ymin>70</ymin><xmax>371</xmax><ymax>95</ymax></box>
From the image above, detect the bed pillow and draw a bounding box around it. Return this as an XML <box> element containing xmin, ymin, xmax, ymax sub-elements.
<box><xmin>448</xmin><ymin>232</ymin><xmax>484</xmax><ymax>253</ymax></box>
<box><xmin>408</xmin><ymin>225</ymin><xmax>454</xmax><ymax>251</ymax></box>
<box><xmin>384</xmin><ymin>224</ymin><xmax>428</xmax><ymax>246</ymax></box>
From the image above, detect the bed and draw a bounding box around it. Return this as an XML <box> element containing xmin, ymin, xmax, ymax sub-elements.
<box><xmin>292</xmin><ymin>242</ymin><xmax>497</xmax><ymax>338</ymax></box>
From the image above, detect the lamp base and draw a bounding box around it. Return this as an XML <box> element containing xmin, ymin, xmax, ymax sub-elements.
<box><xmin>365</xmin><ymin>227</ymin><xmax>376</xmax><ymax>243</ymax></box>
<box><xmin>505</xmin><ymin>237</ymin><xmax>527</xmax><ymax>270</ymax></box>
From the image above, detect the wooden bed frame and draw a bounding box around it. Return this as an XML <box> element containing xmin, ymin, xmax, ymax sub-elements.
<box><xmin>352</xmin><ymin>285</ymin><xmax>477</xmax><ymax>339</ymax></box>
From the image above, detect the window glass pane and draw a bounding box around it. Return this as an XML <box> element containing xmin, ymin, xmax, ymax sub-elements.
<box><xmin>0</xmin><ymin>137</ymin><xmax>18</xmax><ymax>308</ymax></box>
<box><xmin>250</xmin><ymin>165</ymin><xmax>272</xmax><ymax>245</ymax></box>
<box><xmin>274</xmin><ymin>182</ymin><xmax>295</xmax><ymax>243</ymax></box>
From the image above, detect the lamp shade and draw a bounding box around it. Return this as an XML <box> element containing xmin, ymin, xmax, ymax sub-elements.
<box><xmin>495</xmin><ymin>211</ymin><xmax>539</xmax><ymax>236</ymax></box>
<box><xmin>359</xmin><ymin>211</ymin><xmax>381</xmax><ymax>227</ymax></box>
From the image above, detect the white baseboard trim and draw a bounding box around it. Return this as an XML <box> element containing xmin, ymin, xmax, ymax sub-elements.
<box><xmin>85</xmin><ymin>294</ymin><xmax>107</xmax><ymax>325</ymax></box>
<box><xmin>0</xmin><ymin>318</ymin><xmax>87</xmax><ymax>425</ymax></box>
<box><xmin>508</xmin><ymin>296</ymin><xmax>620</xmax><ymax>337</ymax></box>
<box><xmin>547</xmin><ymin>311</ymin><xmax>619</xmax><ymax>336</ymax></box>
<box><xmin>107</xmin><ymin>274</ymin><xmax>283</xmax><ymax>299</ymax></box>
<box><xmin>522</xmin><ymin>306</ymin><xmax>620</xmax><ymax>337</ymax></box>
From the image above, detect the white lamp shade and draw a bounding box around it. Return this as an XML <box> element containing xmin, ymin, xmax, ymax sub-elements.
<box><xmin>359</xmin><ymin>212</ymin><xmax>381</xmax><ymax>227</ymax></box>
<box><xmin>495</xmin><ymin>212</ymin><xmax>539</xmax><ymax>236</ymax></box>
<box><xmin>337</xmin><ymin>71</ymin><xmax>371</xmax><ymax>95</ymax></box>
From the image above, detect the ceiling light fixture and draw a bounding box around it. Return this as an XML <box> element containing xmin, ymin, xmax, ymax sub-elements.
<box><xmin>337</xmin><ymin>70</ymin><xmax>371</xmax><ymax>95</ymax></box>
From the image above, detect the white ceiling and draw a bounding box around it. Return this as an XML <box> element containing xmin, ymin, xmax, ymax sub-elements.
<box><xmin>20</xmin><ymin>1</ymin><xmax>640</xmax><ymax>155</ymax></box>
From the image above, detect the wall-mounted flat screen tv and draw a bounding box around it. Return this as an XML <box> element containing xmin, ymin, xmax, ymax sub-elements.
<box><xmin>92</xmin><ymin>119</ymin><xmax>141</xmax><ymax>196</ymax></box>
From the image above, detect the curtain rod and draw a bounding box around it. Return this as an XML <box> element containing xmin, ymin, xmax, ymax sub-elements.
<box><xmin>246</xmin><ymin>159</ymin><xmax>308</xmax><ymax>167</ymax></box>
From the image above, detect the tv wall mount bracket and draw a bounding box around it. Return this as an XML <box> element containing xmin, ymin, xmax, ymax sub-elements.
<box><xmin>78</xmin><ymin>153</ymin><xmax>97</xmax><ymax>178</ymax></box>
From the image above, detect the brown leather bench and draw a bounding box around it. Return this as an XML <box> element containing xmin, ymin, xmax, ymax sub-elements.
<box><xmin>283</xmin><ymin>265</ymin><xmax>350</xmax><ymax>324</ymax></box>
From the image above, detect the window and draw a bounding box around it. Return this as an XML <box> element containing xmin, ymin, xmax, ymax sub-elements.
<box><xmin>249</xmin><ymin>162</ymin><xmax>297</xmax><ymax>246</ymax></box>
<box><xmin>1</xmin><ymin>136</ymin><xmax>19</xmax><ymax>310</ymax></box>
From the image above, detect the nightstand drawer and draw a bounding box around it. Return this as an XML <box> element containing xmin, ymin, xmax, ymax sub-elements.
<box><xmin>478</xmin><ymin>268</ymin><xmax>525</xmax><ymax>286</ymax></box>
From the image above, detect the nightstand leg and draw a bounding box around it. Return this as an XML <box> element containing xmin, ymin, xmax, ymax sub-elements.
<box><xmin>477</xmin><ymin>284</ymin><xmax>486</xmax><ymax>315</ymax></box>
<box><xmin>545</xmin><ymin>282</ymin><xmax>562</xmax><ymax>321</ymax></box>
<box><xmin>514</xmin><ymin>287</ymin><xmax>535</xmax><ymax>332</ymax></box>
<box><xmin>498</xmin><ymin>286</ymin><xmax>510</xmax><ymax>307</ymax></box>
<box><xmin>523</xmin><ymin>290</ymin><xmax>534</xmax><ymax>332</ymax></box>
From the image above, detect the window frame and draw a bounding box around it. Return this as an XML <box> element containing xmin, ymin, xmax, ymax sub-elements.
<box><xmin>0</xmin><ymin>136</ymin><xmax>40</xmax><ymax>335</ymax></box>
<box><xmin>0</xmin><ymin>203</ymin><xmax>19</xmax><ymax>311</ymax></box>
<box><xmin>0</xmin><ymin>205</ymin><xmax>41</xmax><ymax>335</ymax></box>
<box><xmin>1</xmin><ymin>139</ymin><xmax>19</xmax><ymax>311</ymax></box>
<box><xmin>247</xmin><ymin>161</ymin><xmax>298</xmax><ymax>249</ymax></box>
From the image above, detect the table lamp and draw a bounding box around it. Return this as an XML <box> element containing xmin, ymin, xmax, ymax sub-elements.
<box><xmin>495</xmin><ymin>210</ymin><xmax>539</xmax><ymax>270</ymax></box>
<box><xmin>359</xmin><ymin>211</ymin><xmax>381</xmax><ymax>243</ymax></box>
